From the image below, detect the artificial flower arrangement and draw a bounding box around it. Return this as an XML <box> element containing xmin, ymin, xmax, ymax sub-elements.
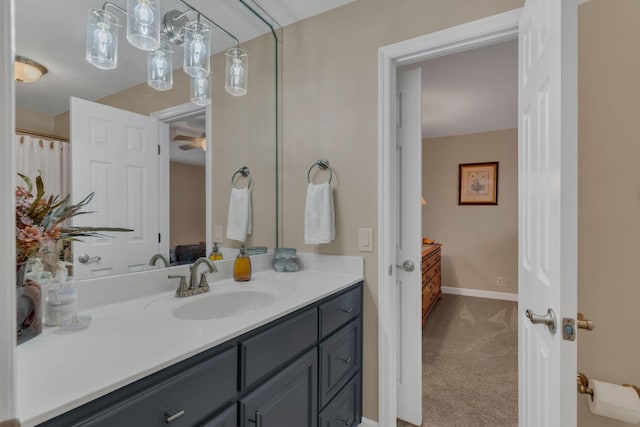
<box><xmin>16</xmin><ymin>173</ymin><xmax>130</xmax><ymax>266</ymax></box>
<box><xmin>16</xmin><ymin>173</ymin><xmax>131</xmax><ymax>344</ymax></box>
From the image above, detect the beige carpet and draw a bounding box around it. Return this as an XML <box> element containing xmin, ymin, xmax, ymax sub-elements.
<box><xmin>397</xmin><ymin>294</ymin><xmax>518</xmax><ymax>427</ymax></box>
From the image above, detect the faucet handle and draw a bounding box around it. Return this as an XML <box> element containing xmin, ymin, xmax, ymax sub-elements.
<box><xmin>169</xmin><ymin>275</ymin><xmax>191</xmax><ymax>298</ymax></box>
<box><xmin>196</xmin><ymin>272</ymin><xmax>210</xmax><ymax>294</ymax></box>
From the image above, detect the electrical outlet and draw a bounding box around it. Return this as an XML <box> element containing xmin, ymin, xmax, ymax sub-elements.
<box><xmin>505</xmin><ymin>279</ymin><xmax>512</xmax><ymax>288</ymax></box>
<box><xmin>497</xmin><ymin>277</ymin><xmax>504</xmax><ymax>287</ymax></box>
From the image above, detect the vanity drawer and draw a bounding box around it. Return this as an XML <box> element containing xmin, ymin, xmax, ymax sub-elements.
<box><xmin>319</xmin><ymin>286</ymin><xmax>362</xmax><ymax>339</ymax></box>
<box><xmin>318</xmin><ymin>373</ymin><xmax>361</xmax><ymax>427</ymax></box>
<box><xmin>202</xmin><ymin>403</ymin><xmax>237</xmax><ymax>427</ymax></box>
<box><xmin>240</xmin><ymin>307</ymin><xmax>318</xmax><ymax>390</ymax></box>
<box><xmin>319</xmin><ymin>319</ymin><xmax>361</xmax><ymax>409</ymax></box>
<box><xmin>78</xmin><ymin>347</ymin><xmax>237</xmax><ymax>427</ymax></box>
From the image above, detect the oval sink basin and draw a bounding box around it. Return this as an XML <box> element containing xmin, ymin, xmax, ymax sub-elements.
<box><xmin>173</xmin><ymin>290</ymin><xmax>277</xmax><ymax>320</ymax></box>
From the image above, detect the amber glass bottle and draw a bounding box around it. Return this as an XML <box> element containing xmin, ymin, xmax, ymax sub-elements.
<box><xmin>233</xmin><ymin>244</ymin><xmax>252</xmax><ymax>282</ymax></box>
<box><xmin>208</xmin><ymin>242</ymin><xmax>223</xmax><ymax>261</ymax></box>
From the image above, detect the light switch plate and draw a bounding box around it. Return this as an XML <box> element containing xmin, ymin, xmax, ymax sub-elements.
<box><xmin>358</xmin><ymin>228</ymin><xmax>374</xmax><ymax>252</ymax></box>
<box><xmin>213</xmin><ymin>225</ymin><xmax>223</xmax><ymax>243</ymax></box>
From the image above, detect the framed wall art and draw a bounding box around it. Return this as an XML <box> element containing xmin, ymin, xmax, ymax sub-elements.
<box><xmin>458</xmin><ymin>162</ymin><xmax>498</xmax><ymax>205</ymax></box>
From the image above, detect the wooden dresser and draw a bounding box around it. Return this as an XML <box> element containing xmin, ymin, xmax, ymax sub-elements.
<box><xmin>421</xmin><ymin>244</ymin><xmax>442</xmax><ymax>327</ymax></box>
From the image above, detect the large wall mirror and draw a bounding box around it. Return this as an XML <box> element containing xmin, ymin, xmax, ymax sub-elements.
<box><xmin>15</xmin><ymin>0</ymin><xmax>281</xmax><ymax>279</ymax></box>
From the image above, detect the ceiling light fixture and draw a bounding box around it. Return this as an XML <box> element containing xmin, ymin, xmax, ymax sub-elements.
<box><xmin>14</xmin><ymin>56</ymin><xmax>48</xmax><ymax>83</ymax></box>
<box><xmin>85</xmin><ymin>1</ymin><xmax>248</xmax><ymax>103</ymax></box>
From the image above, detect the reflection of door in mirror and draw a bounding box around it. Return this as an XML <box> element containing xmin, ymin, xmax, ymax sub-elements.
<box><xmin>71</xmin><ymin>97</ymin><xmax>161</xmax><ymax>279</ymax></box>
<box><xmin>166</xmin><ymin>114</ymin><xmax>207</xmax><ymax>265</ymax></box>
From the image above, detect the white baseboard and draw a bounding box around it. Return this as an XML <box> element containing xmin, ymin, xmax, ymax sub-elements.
<box><xmin>441</xmin><ymin>286</ymin><xmax>518</xmax><ymax>302</ymax></box>
<box><xmin>359</xmin><ymin>417</ymin><xmax>379</xmax><ymax>427</ymax></box>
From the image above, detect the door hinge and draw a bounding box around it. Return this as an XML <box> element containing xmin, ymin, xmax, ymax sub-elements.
<box><xmin>157</xmin><ymin>144</ymin><xmax>160</xmax><ymax>155</ymax></box>
<box><xmin>158</xmin><ymin>233</ymin><xmax>161</xmax><ymax>243</ymax></box>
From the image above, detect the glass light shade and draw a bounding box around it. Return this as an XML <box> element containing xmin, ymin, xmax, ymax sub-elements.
<box><xmin>127</xmin><ymin>0</ymin><xmax>160</xmax><ymax>51</ymax></box>
<box><xmin>225</xmin><ymin>48</ymin><xmax>248</xmax><ymax>96</ymax></box>
<box><xmin>14</xmin><ymin>56</ymin><xmax>48</xmax><ymax>83</ymax></box>
<box><xmin>183</xmin><ymin>21</ymin><xmax>211</xmax><ymax>78</ymax></box>
<box><xmin>147</xmin><ymin>42</ymin><xmax>173</xmax><ymax>91</ymax></box>
<box><xmin>190</xmin><ymin>76</ymin><xmax>210</xmax><ymax>106</ymax></box>
<box><xmin>86</xmin><ymin>8</ymin><xmax>119</xmax><ymax>70</ymax></box>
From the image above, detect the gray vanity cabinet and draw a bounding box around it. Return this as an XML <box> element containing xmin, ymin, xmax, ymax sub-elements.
<box><xmin>239</xmin><ymin>348</ymin><xmax>317</xmax><ymax>427</ymax></box>
<box><xmin>38</xmin><ymin>282</ymin><xmax>363</xmax><ymax>427</ymax></box>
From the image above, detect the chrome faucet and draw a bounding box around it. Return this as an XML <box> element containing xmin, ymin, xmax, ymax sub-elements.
<box><xmin>149</xmin><ymin>253</ymin><xmax>170</xmax><ymax>267</ymax></box>
<box><xmin>189</xmin><ymin>257</ymin><xmax>217</xmax><ymax>295</ymax></box>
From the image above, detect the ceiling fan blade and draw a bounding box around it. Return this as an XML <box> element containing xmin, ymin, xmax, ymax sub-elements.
<box><xmin>179</xmin><ymin>142</ymin><xmax>203</xmax><ymax>151</ymax></box>
<box><xmin>174</xmin><ymin>135</ymin><xmax>198</xmax><ymax>142</ymax></box>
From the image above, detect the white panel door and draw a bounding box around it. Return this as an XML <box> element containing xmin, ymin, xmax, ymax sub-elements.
<box><xmin>396</xmin><ymin>67</ymin><xmax>423</xmax><ymax>426</ymax></box>
<box><xmin>71</xmin><ymin>97</ymin><xmax>160</xmax><ymax>279</ymax></box>
<box><xmin>518</xmin><ymin>0</ymin><xmax>578</xmax><ymax>426</ymax></box>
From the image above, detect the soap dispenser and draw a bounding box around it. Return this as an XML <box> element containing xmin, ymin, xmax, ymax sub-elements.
<box><xmin>208</xmin><ymin>242</ymin><xmax>223</xmax><ymax>261</ymax></box>
<box><xmin>44</xmin><ymin>261</ymin><xmax>76</xmax><ymax>326</ymax></box>
<box><xmin>233</xmin><ymin>244</ymin><xmax>252</xmax><ymax>282</ymax></box>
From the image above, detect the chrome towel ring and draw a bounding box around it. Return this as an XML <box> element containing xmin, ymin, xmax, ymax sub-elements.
<box><xmin>307</xmin><ymin>159</ymin><xmax>333</xmax><ymax>184</ymax></box>
<box><xmin>231</xmin><ymin>166</ymin><xmax>252</xmax><ymax>189</ymax></box>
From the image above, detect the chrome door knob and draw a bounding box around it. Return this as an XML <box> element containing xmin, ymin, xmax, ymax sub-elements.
<box><xmin>526</xmin><ymin>308</ymin><xmax>557</xmax><ymax>334</ymax></box>
<box><xmin>396</xmin><ymin>260</ymin><xmax>415</xmax><ymax>272</ymax></box>
<box><xmin>78</xmin><ymin>254</ymin><xmax>102</xmax><ymax>264</ymax></box>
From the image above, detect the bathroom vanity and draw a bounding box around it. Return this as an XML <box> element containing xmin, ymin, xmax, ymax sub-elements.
<box><xmin>17</xmin><ymin>255</ymin><xmax>363</xmax><ymax>427</ymax></box>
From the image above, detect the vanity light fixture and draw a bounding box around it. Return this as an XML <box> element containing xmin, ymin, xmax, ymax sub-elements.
<box><xmin>85</xmin><ymin>1</ymin><xmax>248</xmax><ymax>102</ymax></box>
<box><xmin>190</xmin><ymin>75</ymin><xmax>211</xmax><ymax>106</ymax></box>
<box><xmin>14</xmin><ymin>56</ymin><xmax>48</xmax><ymax>83</ymax></box>
<box><xmin>147</xmin><ymin>41</ymin><xmax>173</xmax><ymax>91</ymax></box>
<box><xmin>183</xmin><ymin>20</ymin><xmax>211</xmax><ymax>79</ymax></box>
<box><xmin>225</xmin><ymin>47</ymin><xmax>248</xmax><ymax>97</ymax></box>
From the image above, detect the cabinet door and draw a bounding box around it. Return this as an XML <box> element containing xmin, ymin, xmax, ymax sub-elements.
<box><xmin>239</xmin><ymin>348</ymin><xmax>317</xmax><ymax>427</ymax></box>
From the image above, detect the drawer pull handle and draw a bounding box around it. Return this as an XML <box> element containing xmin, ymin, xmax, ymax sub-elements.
<box><xmin>338</xmin><ymin>356</ymin><xmax>352</xmax><ymax>364</ymax></box>
<box><xmin>248</xmin><ymin>410</ymin><xmax>262</xmax><ymax>427</ymax></box>
<box><xmin>339</xmin><ymin>308</ymin><xmax>353</xmax><ymax>314</ymax></box>
<box><xmin>165</xmin><ymin>409</ymin><xmax>185</xmax><ymax>423</ymax></box>
<box><xmin>337</xmin><ymin>416</ymin><xmax>353</xmax><ymax>425</ymax></box>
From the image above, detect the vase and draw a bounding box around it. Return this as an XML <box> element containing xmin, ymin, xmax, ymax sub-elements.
<box><xmin>16</xmin><ymin>261</ymin><xmax>42</xmax><ymax>345</ymax></box>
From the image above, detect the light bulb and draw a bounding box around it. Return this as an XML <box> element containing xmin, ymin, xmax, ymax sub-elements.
<box><xmin>151</xmin><ymin>52</ymin><xmax>168</xmax><ymax>79</ymax></box>
<box><xmin>230</xmin><ymin>59</ymin><xmax>244</xmax><ymax>86</ymax></box>
<box><xmin>133</xmin><ymin>0</ymin><xmax>154</xmax><ymax>36</ymax></box>
<box><xmin>190</xmin><ymin>34</ymin><xmax>206</xmax><ymax>65</ymax></box>
<box><xmin>93</xmin><ymin>22</ymin><xmax>113</xmax><ymax>59</ymax></box>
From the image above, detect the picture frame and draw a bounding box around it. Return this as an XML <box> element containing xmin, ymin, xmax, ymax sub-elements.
<box><xmin>458</xmin><ymin>162</ymin><xmax>499</xmax><ymax>205</ymax></box>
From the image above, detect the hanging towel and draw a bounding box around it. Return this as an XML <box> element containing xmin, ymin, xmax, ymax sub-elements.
<box><xmin>226</xmin><ymin>187</ymin><xmax>252</xmax><ymax>242</ymax></box>
<box><xmin>304</xmin><ymin>182</ymin><xmax>335</xmax><ymax>245</ymax></box>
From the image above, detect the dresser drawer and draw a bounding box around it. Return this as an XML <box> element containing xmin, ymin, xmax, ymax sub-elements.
<box><xmin>319</xmin><ymin>286</ymin><xmax>362</xmax><ymax>339</ymax></box>
<box><xmin>240</xmin><ymin>307</ymin><xmax>318</xmax><ymax>390</ymax></box>
<box><xmin>422</xmin><ymin>249</ymin><xmax>441</xmax><ymax>271</ymax></box>
<box><xmin>319</xmin><ymin>319</ymin><xmax>361</xmax><ymax>409</ymax></box>
<box><xmin>318</xmin><ymin>373</ymin><xmax>361</xmax><ymax>427</ymax></box>
<box><xmin>79</xmin><ymin>347</ymin><xmax>237</xmax><ymax>427</ymax></box>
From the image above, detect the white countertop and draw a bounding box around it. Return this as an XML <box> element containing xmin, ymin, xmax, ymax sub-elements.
<box><xmin>17</xmin><ymin>254</ymin><xmax>363</xmax><ymax>426</ymax></box>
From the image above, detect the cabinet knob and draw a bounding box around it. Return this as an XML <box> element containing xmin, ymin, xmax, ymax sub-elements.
<box><xmin>165</xmin><ymin>409</ymin><xmax>185</xmax><ymax>423</ymax></box>
<box><xmin>339</xmin><ymin>308</ymin><xmax>353</xmax><ymax>314</ymax></box>
<box><xmin>338</xmin><ymin>356</ymin><xmax>352</xmax><ymax>364</ymax></box>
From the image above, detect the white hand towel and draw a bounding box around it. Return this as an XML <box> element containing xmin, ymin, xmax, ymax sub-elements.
<box><xmin>304</xmin><ymin>182</ymin><xmax>335</xmax><ymax>245</ymax></box>
<box><xmin>226</xmin><ymin>187</ymin><xmax>252</xmax><ymax>242</ymax></box>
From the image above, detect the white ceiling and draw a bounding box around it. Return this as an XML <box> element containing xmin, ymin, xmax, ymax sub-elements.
<box><xmin>15</xmin><ymin>0</ymin><xmax>354</xmax><ymax>116</ymax></box>
<box><xmin>414</xmin><ymin>39</ymin><xmax>518</xmax><ymax>139</ymax></box>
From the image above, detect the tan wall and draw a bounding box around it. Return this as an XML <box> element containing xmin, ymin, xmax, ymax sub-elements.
<box><xmin>53</xmin><ymin>32</ymin><xmax>278</xmax><ymax>249</ymax></box>
<box><xmin>423</xmin><ymin>129</ymin><xmax>518</xmax><ymax>294</ymax></box>
<box><xmin>15</xmin><ymin>106</ymin><xmax>55</xmax><ymax>134</ymax></box>
<box><xmin>169</xmin><ymin>162</ymin><xmax>206</xmax><ymax>247</ymax></box>
<box><xmin>281</xmin><ymin>0</ymin><xmax>524</xmax><ymax>419</ymax></box>
<box><xmin>577</xmin><ymin>1</ymin><xmax>640</xmax><ymax>426</ymax></box>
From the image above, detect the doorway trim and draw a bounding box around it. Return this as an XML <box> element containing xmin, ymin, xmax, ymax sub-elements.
<box><xmin>377</xmin><ymin>8</ymin><xmax>521</xmax><ymax>426</ymax></box>
<box><xmin>151</xmin><ymin>102</ymin><xmax>213</xmax><ymax>256</ymax></box>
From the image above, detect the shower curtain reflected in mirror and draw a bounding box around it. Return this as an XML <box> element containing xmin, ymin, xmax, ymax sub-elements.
<box><xmin>15</xmin><ymin>134</ymin><xmax>70</xmax><ymax>198</ymax></box>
